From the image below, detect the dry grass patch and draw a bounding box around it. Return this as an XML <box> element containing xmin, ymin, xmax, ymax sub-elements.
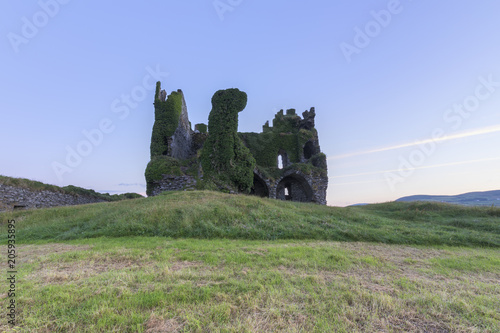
<box><xmin>371</xmin><ymin>311</ymin><xmax>455</xmax><ymax>333</ymax></box>
<box><xmin>25</xmin><ymin>254</ymin><xmax>211</xmax><ymax>287</ymax></box>
<box><xmin>26</xmin><ymin>257</ymin><xmax>147</xmax><ymax>284</ymax></box>
<box><xmin>145</xmin><ymin>314</ymin><xmax>184</xmax><ymax>333</ymax></box>
<box><xmin>336</xmin><ymin>242</ymin><xmax>447</xmax><ymax>264</ymax></box>
<box><xmin>169</xmin><ymin>260</ymin><xmax>202</xmax><ymax>272</ymax></box>
<box><xmin>239</xmin><ymin>310</ymin><xmax>310</xmax><ymax>333</ymax></box>
<box><xmin>16</xmin><ymin>243</ymin><xmax>91</xmax><ymax>266</ymax></box>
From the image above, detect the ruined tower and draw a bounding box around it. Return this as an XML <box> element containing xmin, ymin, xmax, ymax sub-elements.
<box><xmin>239</xmin><ymin>108</ymin><xmax>328</xmax><ymax>205</ymax></box>
<box><xmin>145</xmin><ymin>82</ymin><xmax>328</xmax><ymax>204</ymax></box>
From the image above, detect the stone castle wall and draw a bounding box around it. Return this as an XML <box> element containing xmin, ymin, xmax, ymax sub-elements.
<box><xmin>146</xmin><ymin>83</ymin><xmax>328</xmax><ymax>205</ymax></box>
<box><xmin>254</xmin><ymin>169</ymin><xmax>328</xmax><ymax>205</ymax></box>
<box><xmin>149</xmin><ymin>174</ymin><xmax>197</xmax><ymax>196</ymax></box>
<box><xmin>0</xmin><ymin>184</ymin><xmax>106</xmax><ymax>211</ymax></box>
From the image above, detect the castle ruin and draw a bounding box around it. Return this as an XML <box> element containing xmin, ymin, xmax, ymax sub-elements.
<box><xmin>145</xmin><ymin>82</ymin><xmax>328</xmax><ymax>205</ymax></box>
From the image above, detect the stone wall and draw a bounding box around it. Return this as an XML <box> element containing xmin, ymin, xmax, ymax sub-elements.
<box><xmin>0</xmin><ymin>184</ymin><xmax>106</xmax><ymax>211</ymax></box>
<box><xmin>146</xmin><ymin>82</ymin><xmax>328</xmax><ymax>205</ymax></box>
<box><xmin>170</xmin><ymin>90</ymin><xmax>194</xmax><ymax>160</ymax></box>
<box><xmin>253</xmin><ymin>169</ymin><xmax>328</xmax><ymax>205</ymax></box>
<box><xmin>149</xmin><ymin>174</ymin><xmax>197</xmax><ymax>196</ymax></box>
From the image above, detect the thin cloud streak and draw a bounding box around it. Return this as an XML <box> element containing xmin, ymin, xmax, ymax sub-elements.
<box><xmin>328</xmin><ymin>124</ymin><xmax>500</xmax><ymax>160</ymax></box>
<box><xmin>332</xmin><ymin>179</ymin><xmax>383</xmax><ymax>186</ymax></box>
<box><xmin>330</xmin><ymin>156</ymin><xmax>500</xmax><ymax>180</ymax></box>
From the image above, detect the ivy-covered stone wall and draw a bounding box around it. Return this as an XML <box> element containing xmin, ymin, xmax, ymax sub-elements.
<box><xmin>150</xmin><ymin>82</ymin><xmax>183</xmax><ymax>157</ymax></box>
<box><xmin>146</xmin><ymin>82</ymin><xmax>201</xmax><ymax>195</ymax></box>
<box><xmin>200</xmin><ymin>89</ymin><xmax>256</xmax><ymax>193</ymax></box>
<box><xmin>239</xmin><ymin>108</ymin><xmax>327</xmax><ymax>180</ymax></box>
<box><xmin>145</xmin><ymin>82</ymin><xmax>328</xmax><ymax>204</ymax></box>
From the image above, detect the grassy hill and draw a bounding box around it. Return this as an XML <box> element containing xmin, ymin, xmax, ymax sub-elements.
<box><xmin>1</xmin><ymin>190</ymin><xmax>499</xmax><ymax>247</ymax></box>
<box><xmin>396</xmin><ymin>189</ymin><xmax>500</xmax><ymax>207</ymax></box>
<box><xmin>1</xmin><ymin>191</ymin><xmax>499</xmax><ymax>332</ymax></box>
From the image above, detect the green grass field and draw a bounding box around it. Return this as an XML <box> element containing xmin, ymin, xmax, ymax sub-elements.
<box><xmin>1</xmin><ymin>191</ymin><xmax>499</xmax><ymax>332</ymax></box>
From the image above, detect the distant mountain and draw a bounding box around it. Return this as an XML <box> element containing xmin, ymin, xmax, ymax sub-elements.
<box><xmin>396</xmin><ymin>190</ymin><xmax>500</xmax><ymax>207</ymax></box>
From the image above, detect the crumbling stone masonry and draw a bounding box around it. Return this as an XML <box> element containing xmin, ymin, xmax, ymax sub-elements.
<box><xmin>0</xmin><ymin>184</ymin><xmax>106</xmax><ymax>211</ymax></box>
<box><xmin>145</xmin><ymin>82</ymin><xmax>328</xmax><ymax>205</ymax></box>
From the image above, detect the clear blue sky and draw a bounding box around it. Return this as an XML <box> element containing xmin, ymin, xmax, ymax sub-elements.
<box><xmin>1</xmin><ymin>0</ymin><xmax>500</xmax><ymax>206</ymax></box>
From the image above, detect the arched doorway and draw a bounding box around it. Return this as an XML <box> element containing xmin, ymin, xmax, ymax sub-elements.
<box><xmin>276</xmin><ymin>174</ymin><xmax>314</xmax><ymax>203</ymax></box>
<box><xmin>250</xmin><ymin>173</ymin><xmax>269</xmax><ymax>198</ymax></box>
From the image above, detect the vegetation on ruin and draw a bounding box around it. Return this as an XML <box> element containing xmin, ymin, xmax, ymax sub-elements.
<box><xmin>144</xmin><ymin>156</ymin><xmax>200</xmax><ymax>196</ymax></box>
<box><xmin>240</xmin><ymin>131</ymin><xmax>299</xmax><ymax>168</ymax></box>
<box><xmin>145</xmin><ymin>84</ymin><xmax>327</xmax><ymax>199</ymax></box>
<box><xmin>149</xmin><ymin>83</ymin><xmax>183</xmax><ymax>157</ymax></box>
<box><xmin>144</xmin><ymin>156</ymin><xmax>183</xmax><ymax>196</ymax></box>
<box><xmin>1</xmin><ymin>192</ymin><xmax>499</xmax><ymax>332</ymax></box>
<box><xmin>239</xmin><ymin>112</ymin><xmax>322</xmax><ymax>172</ymax></box>
<box><xmin>194</xmin><ymin>123</ymin><xmax>207</xmax><ymax>134</ymax></box>
<box><xmin>255</xmin><ymin>163</ymin><xmax>326</xmax><ymax>183</ymax></box>
<box><xmin>200</xmin><ymin>89</ymin><xmax>256</xmax><ymax>193</ymax></box>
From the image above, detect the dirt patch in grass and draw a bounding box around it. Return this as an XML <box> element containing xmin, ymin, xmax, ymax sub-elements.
<box><xmin>169</xmin><ymin>261</ymin><xmax>202</xmax><ymax>271</ymax></box>
<box><xmin>145</xmin><ymin>314</ymin><xmax>184</xmax><ymax>333</ymax></box>
<box><xmin>240</xmin><ymin>310</ymin><xmax>310</xmax><ymax>333</ymax></box>
<box><xmin>340</xmin><ymin>242</ymin><xmax>447</xmax><ymax>265</ymax></box>
<box><xmin>17</xmin><ymin>243</ymin><xmax>91</xmax><ymax>267</ymax></box>
<box><xmin>20</xmin><ymin>244</ymin><xmax>207</xmax><ymax>285</ymax></box>
<box><xmin>333</xmin><ymin>242</ymin><xmax>499</xmax><ymax>284</ymax></box>
<box><xmin>27</xmin><ymin>256</ymin><xmax>147</xmax><ymax>284</ymax></box>
<box><xmin>372</xmin><ymin>311</ymin><xmax>454</xmax><ymax>333</ymax></box>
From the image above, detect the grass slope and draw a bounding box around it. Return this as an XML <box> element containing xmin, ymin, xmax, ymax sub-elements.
<box><xmin>1</xmin><ymin>190</ymin><xmax>499</xmax><ymax>247</ymax></box>
<box><xmin>1</xmin><ymin>191</ymin><xmax>499</xmax><ymax>332</ymax></box>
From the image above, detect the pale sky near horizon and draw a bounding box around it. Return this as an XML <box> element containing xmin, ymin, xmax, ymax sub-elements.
<box><xmin>1</xmin><ymin>1</ymin><xmax>500</xmax><ymax>206</ymax></box>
